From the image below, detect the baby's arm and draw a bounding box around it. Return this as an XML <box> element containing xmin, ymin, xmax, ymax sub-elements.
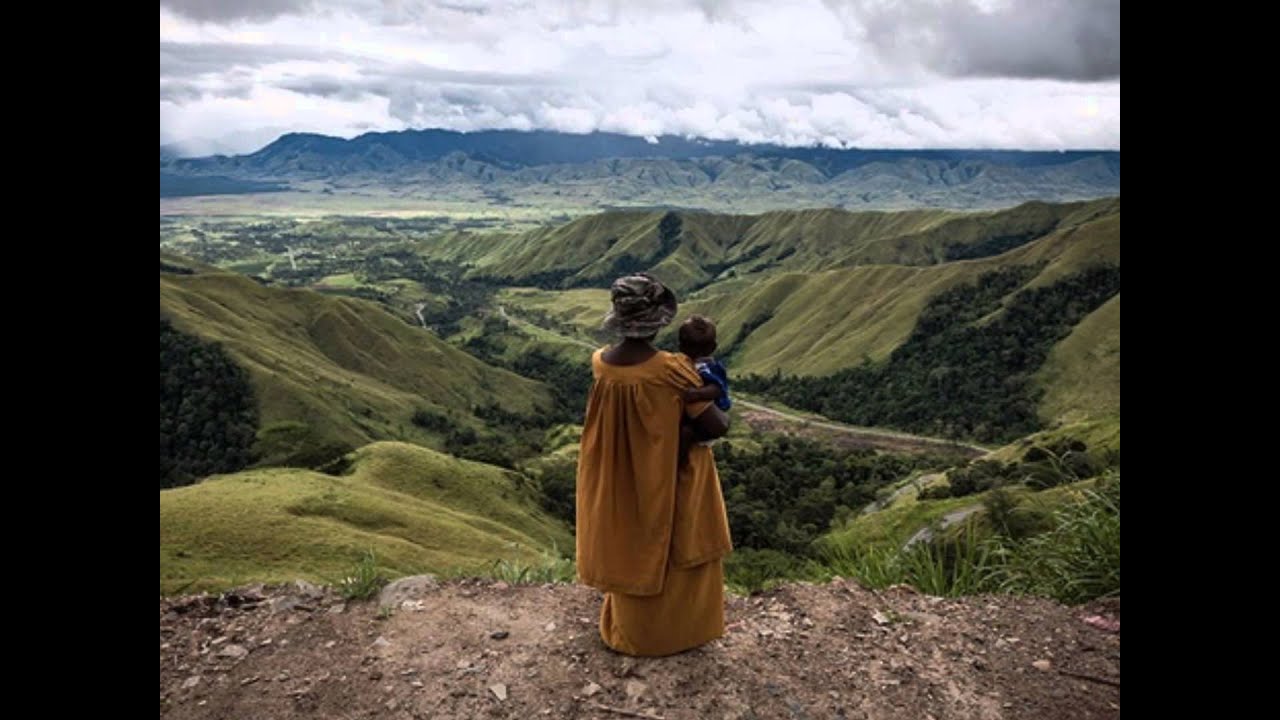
<box><xmin>683</xmin><ymin>383</ymin><xmax>722</xmax><ymax>403</ymax></box>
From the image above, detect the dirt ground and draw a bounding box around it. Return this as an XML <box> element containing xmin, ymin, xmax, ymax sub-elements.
<box><xmin>160</xmin><ymin>577</ymin><xmax>1119</xmax><ymax>719</ymax></box>
<box><xmin>736</xmin><ymin>409</ymin><xmax>984</xmax><ymax>460</ymax></box>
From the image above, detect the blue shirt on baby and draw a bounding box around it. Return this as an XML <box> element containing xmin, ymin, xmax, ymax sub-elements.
<box><xmin>695</xmin><ymin>358</ymin><xmax>732</xmax><ymax>411</ymax></box>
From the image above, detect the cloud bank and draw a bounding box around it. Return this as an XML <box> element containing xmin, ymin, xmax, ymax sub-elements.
<box><xmin>160</xmin><ymin>0</ymin><xmax>1120</xmax><ymax>154</ymax></box>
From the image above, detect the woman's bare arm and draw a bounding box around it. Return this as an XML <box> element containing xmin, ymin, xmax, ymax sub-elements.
<box><xmin>689</xmin><ymin>403</ymin><xmax>730</xmax><ymax>440</ymax></box>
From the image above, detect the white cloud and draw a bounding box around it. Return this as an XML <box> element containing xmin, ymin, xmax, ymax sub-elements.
<box><xmin>159</xmin><ymin>1</ymin><xmax>1120</xmax><ymax>153</ymax></box>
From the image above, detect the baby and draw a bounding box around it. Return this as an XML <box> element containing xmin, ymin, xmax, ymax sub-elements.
<box><xmin>677</xmin><ymin>315</ymin><xmax>732</xmax><ymax>465</ymax></box>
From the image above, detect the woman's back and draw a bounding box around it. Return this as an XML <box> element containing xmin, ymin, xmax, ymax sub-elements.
<box><xmin>576</xmin><ymin>348</ymin><xmax>704</xmax><ymax>596</ymax></box>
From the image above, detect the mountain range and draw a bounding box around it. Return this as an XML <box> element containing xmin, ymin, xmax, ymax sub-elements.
<box><xmin>160</xmin><ymin>128</ymin><xmax>1119</xmax><ymax>211</ymax></box>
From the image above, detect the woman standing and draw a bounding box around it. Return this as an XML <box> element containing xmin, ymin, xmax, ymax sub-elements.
<box><xmin>576</xmin><ymin>273</ymin><xmax>734</xmax><ymax>657</ymax></box>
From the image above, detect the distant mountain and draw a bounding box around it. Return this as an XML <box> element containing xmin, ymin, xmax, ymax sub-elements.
<box><xmin>159</xmin><ymin>172</ymin><xmax>289</xmax><ymax>198</ymax></box>
<box><xmin>159</xmin><ymin>129</ymin><xmax>1119</xmax><ymax>210</ymax></box>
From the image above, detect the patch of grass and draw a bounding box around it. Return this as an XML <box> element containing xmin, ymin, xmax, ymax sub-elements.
<box><xmin>1034</xmin><ymin>295</ymin><xmax>1120</xmax><ymax>425</ymax></box>
<box><xmin>315</xmin><ymin>273</ymin><xmax>361</xmax><ymax>289</ymax></box>
<box><xmin>820</xmin><ymin>473</ymin><xmax>1120</xmax><ymax>604</ymax></box>
<box><xmin>826</xmin><ymin>492</ymin><xmax>982</xmax><ymax>551</ymax></box>
<box><xmin>333</xmin><ymin>549</ymin><xmax>387</xmax><ymax>601</ymax></box>
<box><xmin>987</xmin><ymin>473</ymin><xmax>1120</xmax><ymax>604</ymax></box>
<box><xmin>159</xmin><ymin>442</ymin><xmax>574</xmax><ymax>595</ymax></box>
<box><xmin>820</xmin><ymin>524</ymin><xmax>997</xmax><ymax>597</ymax></box>
<box><xmin>439</xmin><ymin>544</ymin><xmax>576</xmax><ymax>585</ymax></box>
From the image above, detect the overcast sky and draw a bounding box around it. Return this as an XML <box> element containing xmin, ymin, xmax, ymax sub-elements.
<box><xmin>159</xmin><ymin>0</ymin><xmax>1120</xmax><ymax>156</ymax></box>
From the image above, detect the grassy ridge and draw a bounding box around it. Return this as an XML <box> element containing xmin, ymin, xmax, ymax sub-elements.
<box><xmin>160</xmin><ymin>266</ymin><xmax>553</xmax><ymax>466</ymax></box>
<box><xmin>1034</xmin><ymin>295</ymin><xmax>1121</xmax><ymax>425</ymax></box>
<box><xmin>415</xmin><ymin>199</ymin><xmax>1118</xmax><ymax>295</ymax></box>
<box><xmin>160</xmin><ymin>442</ymin><xmax>574</xmax><ymax>594</ymax></box>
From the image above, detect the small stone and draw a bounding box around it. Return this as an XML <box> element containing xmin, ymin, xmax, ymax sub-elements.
<box><xmin>377</xmin><ymin>574</ymin><xmax>439</xmax><ymax>611</ymax></box>
<box><xmin>181</xmin><ymin>676</ymin><xmax>201</xmax><ymax>690</ymax></box>
<box><xmin>1032</xmin><ymin>660</ymin><xmax>1052</xmax><ymax>671</ymax></box>
<box><xmin>325</xmin><ymin>640</ymin><xmax>337</xmax><ymax>649</ymax></box>
<box><xmin>544</xmin><ymin>622</ymin><xmax>556</xmax><ymax>632</ymax></box>
<box><xmin>211</xmin><ymin>636</ymin><xmax>228</xmax><ymax>646</ymax></box>
<box><xmin>373</xmin><ymin>636</ymin><xmax>391</xmax><ymax>648</ymax></box>
<box><xmin>385</xmin><ymin>699</ymin><xmax>399</xmax><ymax>711</ymax></box>
<box><xmin>219</xmin><ymin>644</ymin><xmax>249</xmax><ymax>660</ymax></box>
<box><xmin>584</xmin><ymin>682</ymin><xmax>602</xmax><ymax>697</ymax></box>
<box><xmin>327</xmin><ymin>603</ymin><xmax>345</xmax><ymax>615</ymax></box>
<box><xmin>828</xmin><ymin>691</ymin><xmax>840</xmax><ymax>699</ymax></box>
<box><xmin>871</xmin><ymin>611</ymin><xmax>891</xmax><ymax>626</ymax></box>
<box><xmin>275</xmin><ymin>672</ymin><xmax>291</xmax><ymax>682</ymax></box>
<box><xmin>625</xmin><ymin>679</ymin><xmax>648</xmax><ymax>700</ymax></box>
<box><xmin>240</xmin><ymin>676</ymin><xmax>260</xmax><ymax>686</ymax></box>
<box><xmin>259</xmin><ymin>638</ymin><xmax>273</xmax><ymax>647</ymax></box>
<box><xmin>490</xmin><ymin>630</ymin><xmax>510</xmax><ymax>640</ymax></box>
<box><xmin>490</xmin><ymin>683</ymin><xmax>508</xmax><ymax>701</ymax></box>
<box><xmin>457</xmin><ymin>660</ymin><xmax>472</xmax><ymax>670</ymax></box>
<box><xmin>801</xmin><ymin>618</ymin><xmax>814</xmax><ymax>628</ymax></box>
<box><xmin>411</xmin><ymin>681</ymin><xmax>424</xmax><ymax>689</ymax></box>
<box><xmin>492</xmin><ymin>581</ymin><xmax>509</xmax><ymax>590</ymax></box>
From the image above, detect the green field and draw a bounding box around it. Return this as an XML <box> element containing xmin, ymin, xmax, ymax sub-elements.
<box><xmin>160</xmin><ymin>442</ymin><xmax>574</xmax><ymax>594</ymax></box>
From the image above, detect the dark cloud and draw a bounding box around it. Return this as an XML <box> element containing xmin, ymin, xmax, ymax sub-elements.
<box><xmin>829</xmin><ymin>0</ymin><xmax>1120</xmax><ymax>81</ymax></box>
<box><xmin>160</xmin><ymin>78</ymin><xmax>256</xmax><ymax>104</ymax></box>
<box><xmin>160</xmin><ymin>0</ymin><xmax>316</xmax><ymax>23</ymax></box>
<box><xmin>159</xmin><ymin>81</ymin><xmax>204</xmax><ymax>104</ymax></box>
<box><xmin>160</xmin><ymin>41</ymin><xmax>345</xmax><ymax>77</ymax></box>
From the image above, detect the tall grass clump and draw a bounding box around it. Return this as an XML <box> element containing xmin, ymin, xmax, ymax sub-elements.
<box><xmin>988</xmin><ymin>473</ymin><xmax>1120</xmax><ymax>604</ymax></box>
<box><xmin>819</xmin><ymin>473</ymin><xmax>1120</xmax><ymax>604</ymax></box>
<box><xmin>822</xmin><ymin>525</ymin><xmax>999</xmax><ymax>597</ymax></box>
<box><xmin>332</xmin><ymin>549</ymin><xmax>388</xmax><ymax>601</ymax></box>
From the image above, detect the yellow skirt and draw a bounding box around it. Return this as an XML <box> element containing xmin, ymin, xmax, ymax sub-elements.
<box><xmin>599</xmin><ymin>558</ymin><xmax>724</xmax><ymax>657</ymax></box>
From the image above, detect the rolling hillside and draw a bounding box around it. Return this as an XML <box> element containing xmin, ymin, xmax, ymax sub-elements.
<box><xmin>484</xmin><ymin>199</ymin><xmax>1119</xmax><ymax>432</ymax></box>
<box><xmin>419</xmin><ymin>198</ymin><xmax>1118</xmax><ymax>295</ymax></box>
<box><xmin>159</xmin><ymin>442</ymin><xmax>573</xmax><ymax>594</ymax></box>
<box><xmin>160</xmin><ymin>261</ymin><xmax>553</xmax><ymax>466</ymax></box>
<box><xmin>1034</xmin><ymin>295</ymin><xmax>1121</xmax><ymax>425</ymax></box>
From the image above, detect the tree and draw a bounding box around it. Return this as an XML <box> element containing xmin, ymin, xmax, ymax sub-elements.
<box><xmin>160</xmin><ymin>316</ymin><xmax>260</xmax><ymax>488</ymax></box>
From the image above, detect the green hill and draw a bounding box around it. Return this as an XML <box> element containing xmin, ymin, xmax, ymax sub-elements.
<box><xmin>418</xmin><ymin>198</ymin><xmax>1118</xmax><ymax>295</ymax></box>
<box><xmin>160</xmin><ymin>264</ymin><xmax>553</xmax><ymax>467</ymax></box>
<box><xmin>1034</xmin><ymin>295</ymin><xmax>1121</xmax><ymax>426</ymax></box>
<box><xmin>671</xmin><ymin>205</ymin><xmax>1119</xmax><ymax>377</ymax></box>
<box><xmin>484</xmin><ymin>201</ymin><xmax>1118</xmax><ymax>437</ymax></box>
<box><xmin>160</xmin><ymin>442</ymin><xmax>574</xmax><ymax>594</ymax></box>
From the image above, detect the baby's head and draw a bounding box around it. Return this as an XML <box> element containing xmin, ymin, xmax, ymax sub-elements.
<box><xmin>678</xmin><ymin>315</ymin><xmax>718</xmax><ymax>359</ymax></box>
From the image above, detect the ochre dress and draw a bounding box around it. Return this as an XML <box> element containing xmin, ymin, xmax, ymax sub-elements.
<box><xmin>575</xmin><ymin>348</ymin><xmax>734</xmax><ymax>657</ymax></box>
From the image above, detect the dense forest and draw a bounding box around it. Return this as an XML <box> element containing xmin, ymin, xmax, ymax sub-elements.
<box><xmin>160</xmin><ymin>316</ymin><xmax>260</xmax><ymax>488</ymax></box>
<box><xmin>741</xmin><ymin>265</ymin><xmax>1121</xmax><ymax>442</ymax></box>
<box><xmin>535</xmin><ymin>434</ymin><xmax>944</xmax><ymax>557</ymax></box>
